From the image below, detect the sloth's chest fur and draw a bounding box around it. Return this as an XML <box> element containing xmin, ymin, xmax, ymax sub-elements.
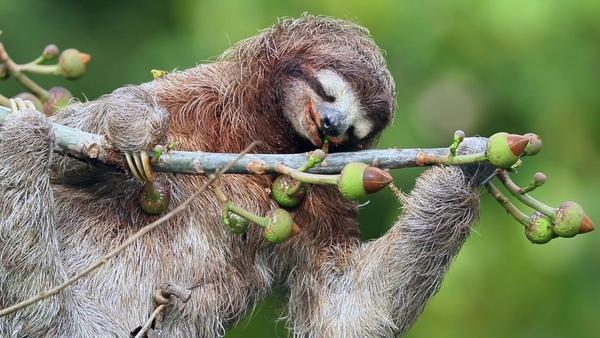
<box><xmin>49</xmin><ymin>175</ymin><xmax>276</xmax><ymax>334</ymax></box>
<box><xmin>46</xmin><ymin>170</ymin><xmax>358</xmax><ymax>334</ymax></box>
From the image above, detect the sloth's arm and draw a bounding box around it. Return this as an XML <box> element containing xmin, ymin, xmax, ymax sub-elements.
<box><xmin>285</xmin><ymin>141</ymin><xmax>492</xmax><ymax>337</ymax></box>
<box><xmin>50</xmin><ymin>84</ymin><xmax>169</xmax><ymax>182</ymax></box>
<box><xmin>0</xmin><ymin>107</ymin><xmax>72</xmax><ymax>335</ymax></box>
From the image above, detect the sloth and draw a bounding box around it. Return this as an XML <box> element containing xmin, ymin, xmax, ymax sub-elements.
<box><xmin>0</xmin><ymin>15</ymin><xmax>491</xmax><ymax>337</ymax></box>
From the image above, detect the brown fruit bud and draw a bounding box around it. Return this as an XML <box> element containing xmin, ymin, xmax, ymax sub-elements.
<box><xmin>506</xmin><ymin>134</ymin><xmax>529</xmax><ymax>157</ymax></box>
<box><xmin>580</xmin><ymin>214</ymin><xmax>596</xmax><ymax>234</ymax></box>
<box><xmin>363</xmin><ymin>166</ymin><xmax>393</xmax><ymax>194</ymax></box>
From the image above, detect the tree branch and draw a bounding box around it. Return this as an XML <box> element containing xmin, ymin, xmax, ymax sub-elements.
<box><xmin>0</xmin><ymin>105</ymin><xmax>488</xmax><ymax>175</ymax></box>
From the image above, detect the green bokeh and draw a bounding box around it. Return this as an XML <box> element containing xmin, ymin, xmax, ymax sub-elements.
<box><xmin>1</xmin><ymin>1</ymin><xmax>598</xmax><ymax>337</ymax></box>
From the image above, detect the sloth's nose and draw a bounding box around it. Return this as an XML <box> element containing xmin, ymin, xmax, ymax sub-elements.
<box><xmin>318</xmin><ymin>107</ymin><xmax>347</xmax><ymax>137</ymax></box>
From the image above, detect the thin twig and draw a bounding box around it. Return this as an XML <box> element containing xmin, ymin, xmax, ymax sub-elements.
<box><xmin>496</xmin><ymin>170</ymin><xmax>557</xmax><ymax>216</ymax></box>
<box><xmin>134</xmin><ymin>304</ymin><xmax>167</xmax><ymax>338</ymax></box>
<box><xmin>0</xmin><ymin>142</ymin><xmax>258</xmax><ymax>317</ymax></box>
<box><xmin>485</xmin><ymin>181</ymin><xmax>529</xmax><ymax>226</ymax></box>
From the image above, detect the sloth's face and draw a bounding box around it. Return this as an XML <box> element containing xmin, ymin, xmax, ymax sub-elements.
<box><xmin>282</xmin><ymin>69</ymin><xmax>376</xmax><ymax>149</ymax></box>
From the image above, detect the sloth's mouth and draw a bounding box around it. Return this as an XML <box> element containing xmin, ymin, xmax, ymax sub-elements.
<box><xmin>304</xmin><ymin>99</ymin><xmax>345</xmax><ymax>148</ymax></box>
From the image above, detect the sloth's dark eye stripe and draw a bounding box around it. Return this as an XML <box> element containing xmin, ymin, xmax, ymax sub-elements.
<box><xmin>305</xmin><ymin>75</ymin><xmax>336</xmax><ymax>102</ymax></box>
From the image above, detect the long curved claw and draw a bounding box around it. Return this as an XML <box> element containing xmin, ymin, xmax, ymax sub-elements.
<box><xmin>140</xmin><ymin>151</ymin><xmax>155</xmax><ymax>182</ymax></box>
<box><xmin>9</xmin><ymin>98</ymin><xmax>37</xmax><ymax>112</ymax></box>
<box><xmin>132</xmin><ymin>153</ymin><xmax>146</xmax><ymax>181</ymax></box>
<box><xmin>124</xmin><ymin>151</ymin><xmax>155</xmax><ymax>182</ymax></box>
<box><xmin>125</xmin><ymin>152</ymin><xmax>144</xmax><ymax>181</ymax></box>
<box><xmin>24</xmin><ymin>100</ymin><xmax>36</xmax><ymax>110</ymax></box>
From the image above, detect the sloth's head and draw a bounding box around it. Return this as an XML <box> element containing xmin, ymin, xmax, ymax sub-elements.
<box><xmin>223</xmin><ymin>15</ymin><xmax>396</xmax><ymax>151</ymax></box>
<box><xmin>280</xmin><ymin>68</ymin><xmax>388</xmax><ymax>150</ymax></box>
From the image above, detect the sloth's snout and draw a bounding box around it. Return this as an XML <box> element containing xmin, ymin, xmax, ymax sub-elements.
<box><xmin>317</xmin><ymin>106</ymin><xmax>348</xmax><ymax>137</ymax></box>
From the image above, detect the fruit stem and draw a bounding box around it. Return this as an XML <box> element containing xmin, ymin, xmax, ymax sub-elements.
<box><xmin>449</xmin><ymin>130</ymin><xmax>465</xmax><ymax>156</ymax></box>
<box><xmin>209</xmin><ymin>175</ymin><xmax>229</xmax><ymax>205</ymax></box>
<box><xmin>485</xmin><ymin>181</ymin><xmax>530</xmax><ymax>227</ymax></box>
<box><xmin>298</xmin><ymin>150</ymin><xmax>326</xmax><ymax>172</ymax></box>
<box><xmin>286</xmin><ymin>180</ymin><xmax>304</xmax><ymax>195</ymax></box>
<box><xmin>0</xmin><ymin>42</ymin><xmax>50</xmax><ymax>101</ymax></box>
<box><xmin>209</xmin><ymin>174</ymin><xmax>268</xmax><ymax>227</ymax></box>
<box><xmin>275</xmin><ymin>164</ymin><xmax>340</xmax><ymax>185</ymax></box>
<box><xmin>322</xmin><ymin>139</ymin><xmax>330</xmax><ymax>154</ymax></box>
<box><xmin>445</xmin><ymin>152</ymin><xmax>489</xmax><ymax>165</ymax></box>
<box><xmin>227</xmin><ymin>203</ymin><xmax>268</xmax><ymax>228</ymax></box>
<box><xmin>521</xmin><ymin>173</ymin><xmax>546</xmax><ymax>194</ymax></box>
<box><xmin>496</xmin><ymin>170</ymin><xmax>557</xmax><ymax>217</ymax></box>
<box><xmin>18</xmin><ymin>64</ymin><xmax>60</xmax><ymax>76</ymax></box>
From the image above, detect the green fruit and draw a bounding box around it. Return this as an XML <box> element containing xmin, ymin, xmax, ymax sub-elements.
<box><xmin>224</xmin><ymin>212</ymin><xmax>249</xmax><ymax>234</ymax></box>
<box><xmin>43</xmin><ymin>87</ymin><xmax>73</xmax><ymax>115</ymax></box>
<box><xmin>13</xmin><ymin>93</ymin><xmax>43</xmax><ymax>111</ymax></box>
<box><xmin>59</xmin><ymin>48</ymin><xmax>89</xmax><ymax>80</ymax></box>
<box><xmin>338</xmin><ymin>162</ymin><xmax>368</xmax><ymax>200</ymax></box>
<box><xmin>486</xmin><ymin>132</ymin><xmax>529</xmax><ymax>168</ymax></box>
<box><xmin>139</xmin><ymin>181</ymin><xmax>171</xmax><ymax>215</ymax></box>
<box><xmin>271</xmin><ymin>175</ymin><xmax>306</xmax><ymax>208</ymax></box>
<box><xmin>338</xmin><ymin>163</ymin><xmax>392</xmax><ymax>201</ymax></box>
<box><xmin>526</xmin><ymin>212</ymin><xmax>555</xmax><ymax>244</ymax></box>
<box><xmin>263</xmin><ymin>209</ymin><xmax>296</xmax><ymax>244</ymax></box>
<box><xmin>552</xmin><ymin>201</ymin><xmax>584</xmax><ymax>238</ymax></box>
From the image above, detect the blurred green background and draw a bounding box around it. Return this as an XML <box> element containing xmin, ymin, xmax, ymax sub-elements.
<box><xmin>1</xmin><ymin>0</ymin><xmax>599</xmax><ymax>337</ymax></box>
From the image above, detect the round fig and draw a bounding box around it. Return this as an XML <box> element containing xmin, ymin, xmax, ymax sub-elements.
<box><xmin>552</xmin><ymin>201</ymin><xmax>584</xmax><ymax>238</ymax></box>
<box><xmin>263</xmin><ymin>208</ymin><xmax>297</xmax><ymax>244</ymax></box>
<box><xmin>338</xmin><ymin>163</ymin><xmax>392</xmax><ymax>201</ymax></box>
<box><xmin>486</xmin><ymin>133</ymin><xmax>529</xmax><ymax>168</ymax></box>
<box><xmin>526</xmin><ymin>212</ymin><xmax>555</xmax><ymax>244</ymax></box>
<box><xmin>43</xmin><ymin>86</ymin><xmax>73</xmax><ymax>115</ymax></box>
<box><xmin>13</xmin><ymin>93</ymin><xmax>43</xmax><ymax>111</ymax></box>
<box><xmin>139</xmin><ymin>181</ymin><xmax>171</xmax><ymax>215</ymax></box>
<box><xmin>271</xmin><ymin>175</ymin><xmax>306</xmax><ymax>208</ymax></box>
<box><xmin>59</xmin><ymin>48</ymin><xmax>90</xmax><ymax>80</ymax></box>
<box><xmin>224</xmin><ymin>212</ymin><xmax>249</xmax><ymax>234</ymax></box>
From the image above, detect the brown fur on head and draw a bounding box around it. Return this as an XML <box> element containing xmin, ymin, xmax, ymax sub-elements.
<box><xmin>157</xmin><ymin>15</ymin><xmax>395</xmax><ymax>153</ymax></box>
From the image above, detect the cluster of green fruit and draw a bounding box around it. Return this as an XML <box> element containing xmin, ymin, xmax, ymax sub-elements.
<box><xmin>484</xmin><ymin>132</ymin><xmax>594</xmax><ymax>244</ymax></box>
<box><xmin>526</xmin><ymin>203</ymin><xmax>594</xmax><ymax>244</ymax></box>
<box><xmin>222</xmin><ymin>148</ymin><xmax>393</xmax><ymax>244</ymax></box>
<box><xmin>2</xmin><ymin>43</ymin><xmax>90</xmax><ymax>115</ymax></box>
